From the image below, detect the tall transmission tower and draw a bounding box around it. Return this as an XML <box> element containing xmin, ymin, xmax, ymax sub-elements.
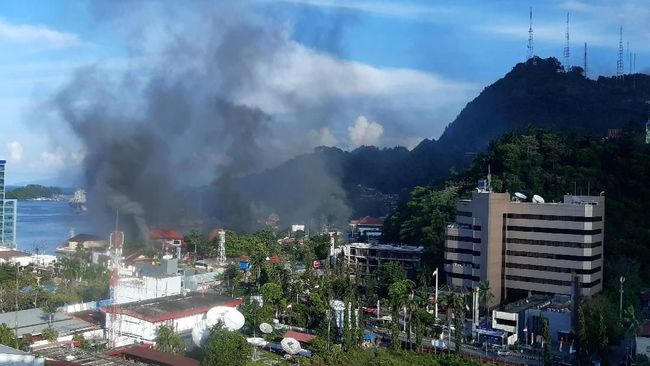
<box><xmin>617</xmin><ymin>27</ymin><xmax>624</xmax><ymax>76</ymax></box>
<box><xmin>627</xmin><ymin>41</ymin><xmax>631</xmax><ymax>74</ymax></box>
<box><xmin>584</xmin><ymin>42</ymin><xmax>588</xmax><ymax>78</ymax></box>
<box><xmin>527</xmin><ymin>7</ymin><xmax>534</xmax><ymax>61</ymax></box>
<box><xmin>564</xmin><ymin>13</ymin><xmax>570</xmax><ymax>71</ymax></box>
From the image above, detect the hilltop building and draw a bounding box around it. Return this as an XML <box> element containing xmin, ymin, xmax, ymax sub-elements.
<box><xmin>0</xmin><ymin>160</ymin><xmax>18</xmax><ymax>248</ymax></box>
<box><xmin>342</xmin><ymin>242</ymin><xmax>423</xmax><ymax>279</ymax></box>
<box><xmin>444</xmin><ymin>183</ymin><xmax>604</xmax><ymax>306</ymax></box>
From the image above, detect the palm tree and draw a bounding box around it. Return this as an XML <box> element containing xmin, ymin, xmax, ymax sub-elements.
<box><xmin>155</xmin><ymin>325</ymin><xmax>186</xmax><ymax>355</ymax></box>
<box><xmin>622</xmin><ymin>305</ymin><xmax>641</xmax><ymax>355</ymax></box>
<box><xmin>478</xmin><ymin>280</ymin><xmax>494</xmax><ymax>323</ymax></box>
<box><xmin>438</xmin><ymin>292</ymin><xmax>464</xmax><ymax>353</ymax></box>
<box><xmin>388</xmin><ymin>279</ymin><xmax>415</xmax><ymax>350</ymax></box>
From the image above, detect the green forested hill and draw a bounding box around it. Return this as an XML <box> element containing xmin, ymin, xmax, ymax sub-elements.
<box><xmin>384</xmin><ymin>127</ymin><xmax>650</xmax><ymax>299</ymax></box>
<box><xmin>5</xmin><ymin>184</ymin><xmax>62</xmax><ymax>199</ymax></box>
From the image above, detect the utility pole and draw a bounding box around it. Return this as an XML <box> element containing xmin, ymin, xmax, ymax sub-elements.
<box><xmin>620</xmin><ymin>276</ymin><xmax>625</xmax><ymax>321</ymax></box>
<box><xmin>433</xmin><ymin>268</ymin><xmax>439</xmax><ymax>319</ymax></box>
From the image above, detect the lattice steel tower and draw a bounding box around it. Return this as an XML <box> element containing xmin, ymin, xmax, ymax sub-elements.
<box><xmin>527</xmin><ymin>7</ymin><xmax>534</xmax><ymax>60</ymax></box>
<box><xmin>564</xmin><ymin>13</ymin><xmax>570</xmax><ymax>71</ymax></box>
<box><xmin>617</xmin><ymin>27</ymin><xmax>624</xmax><ymax>76</ymax></box>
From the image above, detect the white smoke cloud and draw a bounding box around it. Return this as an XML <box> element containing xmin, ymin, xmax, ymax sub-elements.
<box><xmin>348</xmin><ymin>116</ymin><xmax>383</xmax><ymax>148</ymax></box>
<box><xmin>7</xmin><ymin>141</ymin><xmax>23</xmax><ymax>162</ymax></box>
<box><xmin>41</xmin><ymin>149</ymin><xmax>65</xmax><ymax>167</ymax></box>
<box><xmin>307</xmin><ymin>127</ymin><xmax>338</xmax><ymax>147</ymax></box>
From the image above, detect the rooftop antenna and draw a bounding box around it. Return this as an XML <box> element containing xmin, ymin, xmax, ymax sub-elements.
<box><xmin>527</xmin><ymin>7</ymin><xmax>534</xmax><ymax>61</ymax></box>
<box><xmin>583</xmin><ymin>42</ymin><xmax>588</xmax><ymax>78</ymax></box>
<box><xmin>564</xmin><ymin>12</ymin><xmax>570</xmax><ymax>72</ymax></box>
<box><xmin>617</xmin><ymin>27</ymin><xmax>624</xmax><ymax>76</ymax></box>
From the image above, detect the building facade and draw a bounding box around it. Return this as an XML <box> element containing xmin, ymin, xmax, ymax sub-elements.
<box><xmin>444</xmin><ymin>189</ymin><xmax>604</xmax><ymax>305</ymax></box>
<box><xmin>342</xmin><ymin>243</ymin><xmax>423</xmax><ymax>279</ymax></box>
<box><xmin>0</xmin><ymin>160</ymin><xmax>18</xmax><ymax>248</ymax></box>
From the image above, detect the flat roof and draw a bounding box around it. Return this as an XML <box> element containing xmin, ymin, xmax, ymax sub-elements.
<box><xmin>500</xmin><ymin>295</ymin><xmax>551</xmax><ymax>314</ymax></box>
<box><xmin>0</xmin><ymin>308</ymin><xmax>98</xmax><ymax>337</ymax></box>
<box><xmin>346</xmin><ymin>243</ymin><xmax>424</xmax><ymax>252</ymax></box>
<box><xmin>112</xmin><ymin>345</ymin><xmax>200</xmax><ymax>366</ymax></box>
<box><xmin>103</xmin><ymin>291</ymin><xmax>242</xmax><ymax>323</ymax></box>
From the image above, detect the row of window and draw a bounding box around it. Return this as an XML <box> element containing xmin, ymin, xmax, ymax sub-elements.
<box><xmin>457</xmin><ymin>211</ymin><xmax>473</xmax><ymax>217</ymax></box>
<box><xmin>506</xmin><ymin>250</ymin><xmax>601</xmax><ymax>262</ymax></box>
<box><xmin>506</xmin><ymin>275</ymin><xmax>601</xmax><ymax>288</ymax></box>
<box><xmin>506</xmin><ymin>213</ymin><xmax>602</xmax><ymax>222</ymax></box>
<box><xmin>507</xmin><ymin>226</ymin><xmax>602</xmax><ymax>235</ymax></box>
<box><xmin>446</xmin><ymin>248</ymin><xmax>480</xmax><ymax>256</ymax></box>
<box><xmin>506</xmin><ymin>237</ymin><xmax>602</xmax><ymax>249</ymax></box>
<box><xmin>444</xmin><ymin>259</ymin><xmax>480</xmax><ymax>269</ymax></box>
<box><xmin>506</xmin><ymin>262</ymin><xmax>601</xmax><ymax>275</ymax></box>
<box><xmin>447</xmin><ymin>272</ymin><xmax>480</xmax><ymax>281</ymax></box>
<box><xmin>445</xmin><ymin>235</ymin><xmax>481</xmax><ymax>243</ymax></box>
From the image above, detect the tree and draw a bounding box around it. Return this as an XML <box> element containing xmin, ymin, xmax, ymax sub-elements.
<box><xmin>375</xmin><ymin>262</ymin><xmax>406</xmax><ymax>299</ymax></box>
<box><xmin>0</xmin><ymin>323</ymin><xmax>23</xmax><ymax>349</ymax></box>
<box><xmin>477</xmin><ymin>280</ymin><xmax>494</xmax><ymax>323</ymax></box>
<box><xmin>42</xmin><ymin>326</ymin><xmax>59</xmax><ymax>342</ymax></box>
<box><xmin>438</xmin><ymin>292</ymin><xmax>464</xmax><ymax>353</ymax></box>
<box><xmin>202</xmin><ymin>326</ymin><xmax>252</xmax><ymax>366</ymax></box>
<box><xmin>72</xmin><ymin>333</ymin><xmax>91</xmax><ymax>349</ymax></box>
<box><xmin>155</xmin><ymin>325</ymin><xmax>185</xmax><ymax>355</ymax></box>
<box><xmin>388</xmin><ymin>279</ymin><xmax>415</xmax><ymax>350</ymax></box>
<box><xmin>260</xmin><ymin>282</ymin><xmax>285</xmax><ymax>319</ymax></box>
<box><xmin>623</xmin><ymin>305</ymin><xmax>641</xmax><ymax>354</ymax></box>
<box><xmin>42</xmin><ymin>300</ymin><xmax>58</xmax><ymax>326</ymax></box>
<box><xmin>541</xmin><ymin>314</ymin><xmax>551</xmax><ymax>366</ymax></box>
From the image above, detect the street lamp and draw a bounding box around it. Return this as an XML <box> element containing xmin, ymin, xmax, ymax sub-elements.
<box><xmin>619</xmin><ymin>276</ymin><xmax>625</xmax><ymax>321</ymax></box>
<box><xmin>433</xmin><ymin>268</ymin><xmax>439</xmax><ymax>319</ymax></box>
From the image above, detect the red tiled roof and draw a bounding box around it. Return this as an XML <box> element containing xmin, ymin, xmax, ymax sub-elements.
<box><xmin>350</xmin><ymin>216</ymin><xmax>384</xmax><ymax>226</ymax></box>
<box><xmin>149</xmin><ymin>229</ymin><xmax>184</xmax><ymax>240</ymax></box>
<box><xmin>110</xmin><ymin>345</ymin><xmax>200</xmax><ymax>366</ymax></box>
<box><xmin>283</xmin><ymin>330</ymin><xmax>316</xmax><ymax>343</ymax></box>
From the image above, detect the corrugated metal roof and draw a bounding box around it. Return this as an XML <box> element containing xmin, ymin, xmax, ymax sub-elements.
<box><xmin>0</xmin><ymin>308</ymin><xmax>97</xmax><ymax>337</ymax></box>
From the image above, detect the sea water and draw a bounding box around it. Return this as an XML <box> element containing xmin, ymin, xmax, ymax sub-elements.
<box><xmin>15</xmin><ymin>200</ymin><xmax>96</xmax><ymax>254</ymax></box>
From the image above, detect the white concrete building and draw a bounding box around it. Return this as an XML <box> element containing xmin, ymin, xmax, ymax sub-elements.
<box><xmin>103</xmin><ymin>292</ymin><xmax>242</xmax><ymax>347</ymax></box>
<box><xmin>342</xmin><ymin>242</ymin><xmax>423</xmax><ymax>279</ymax></box>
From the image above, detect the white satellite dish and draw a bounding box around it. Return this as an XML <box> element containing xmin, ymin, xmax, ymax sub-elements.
<box><xmin>222</xmin><ymin>308</ymin><xmax>245</xmax><ymax>331</ymax></box>
<box><xmin>259</xmin><ymin>322</ymin><xmax>273</xmax><ymax>334</ymax></box>
<box><xmin>514</xmin><ymin>192</ymin><xmax>527</xmax><ymax>201</ymax></box>
<box><xmin>206</xmin><ymin>306</ymin><xmax>231</xmax><ymax>327</ymax></box>
<box><xmin>247</xmin><ymin>337</ymin><xmax>268</xmax><ymax>347</ymax></box>
<box><xmin>329</xmin><ymin>300</ymin><xmax>345</xmax><ymax>311</ymax></box>
<box><xmin>192</xmin><ymin>320</ymin><xmax>211</xmax><ymax>347</ymax></box>
<box><xmin>280</xmin><ymin>337</ymin><xmax>302</xmax><ymax>355</ymax></box>
<box><xmin>532</xmin><ymin>194</ymin><xmax>545</xmax><ymax>203</ymax></box>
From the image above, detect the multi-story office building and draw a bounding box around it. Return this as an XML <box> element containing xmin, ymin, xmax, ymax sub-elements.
<box><xmin>444</xmin><ymin>186</ymin><xmax>604</xmax><ymax>306</ymax></box>
<box><xmin>0</xmin><ymin>160</ymin><xmax>17</xmax><ymax>248</ymax></box>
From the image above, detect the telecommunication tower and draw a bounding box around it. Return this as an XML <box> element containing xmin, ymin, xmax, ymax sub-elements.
<box><xmin>527</xmin><ymin>7</ymin><xmax>534</xmax><ymax>61</ymax></box>
<box><xmin>583</xmin><ymin>42</ymin><xmax>588</xmax><ymax>78</ymax></box>
<box><xmin>564</xmin><ymin>13</ymin><xmax>570</xmax><ymax>71</ymax></box>
<box><xmin>617</xmin><ymin>27</ymin><xmax>624</xmax><ymax>76</ymax></box>
<box><xmin>108</xmin><ymin>211</ymin><xmax>124</xmax><ymax>348</ymax></box>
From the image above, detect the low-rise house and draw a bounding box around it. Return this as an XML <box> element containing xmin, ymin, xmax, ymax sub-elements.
<box><xmin>0</xmin><ymin>308</ymin><xmax>102</xmax><ymax>347</ymax></box>
<box><xmin>103</xmin><ymin>291</ymin><xmax>242</xmax><ymax>347</ymax></box>
<box><xmin>55</xmin><ymin>234</ymin><xmax>108</xmax><ymax>257</ymax></box>
<box><xmin>0</xmin><ymin>248</ymin><xmax>33</xmax><ymax>267</ymax></box>
<box><xmin>349</xmin><ymin>216</ymin><xmax>384</xmax><ymax>242</ymax></box>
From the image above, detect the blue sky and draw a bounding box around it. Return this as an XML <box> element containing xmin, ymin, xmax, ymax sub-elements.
<box><xmin>0</xmin><ymin>0</ymin><xmax>648</xmax><ymax>184</ymax></box>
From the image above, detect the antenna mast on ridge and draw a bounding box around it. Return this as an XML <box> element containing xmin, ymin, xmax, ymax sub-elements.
<box><xmin>617</xmin><ymin>27</ymin><xmax>624</xmax><ymax>76</ymax></box>
<box><xmin>527</xmin><ymin>7</ymin><xmax>534</xmax><ymax>61</ymax></box>
<box><xmin>564</xmin><ymin>12</ymin><xmax>570</xmax><ymax>71</ymax></box>
<box><xmin>583</xmin><ymin>42</ymin><xmax>588</xmax><ymax>78</ymax></box>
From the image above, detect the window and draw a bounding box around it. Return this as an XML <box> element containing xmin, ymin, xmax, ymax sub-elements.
<box><xmin>506</xmin><ymin>262</ymin><xmax>601</xmax><ymax>274</ymax></box>
<box><xmin>447</xmin><ymin>248</ymin><xmax>480</xmax><ymax>256</ymax></box>
<box><xmin>506</xmin><ymin>213</ymin><xmax>602</xmax><ymax>222</ymax></box>
<box><xmin>507</xmin><ymin>226</ymin><xmax>601</xmax><ymax>235</ymax></box>
<box><xmin>446</xmin><ymin>235</ymin><xmax>481</xmax><ymax>243</ymax></box>
<box><xmin>506</xmin><ymin>250</ymin><xmax>601</xmax><ymax>262</ymax></box>
<box><xmin>506</xmin><ymin>238</ymin><xmax>602</xmax><ymax>249</ymax></box>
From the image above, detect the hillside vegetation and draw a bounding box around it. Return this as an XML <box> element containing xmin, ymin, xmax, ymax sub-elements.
<box><xmin>5</xmin><ymin>184</ymin><xmax>62</xmax><ymax>200</ymax></box>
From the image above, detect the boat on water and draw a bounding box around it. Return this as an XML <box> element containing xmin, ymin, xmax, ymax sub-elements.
<box><xmin>69</xmin><ymin>189</ymin><xmax>87</xmax><ymax>213</ymax></box>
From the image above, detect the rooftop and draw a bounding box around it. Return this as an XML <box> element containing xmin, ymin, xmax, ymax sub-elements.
<box><xmin>0</xmin><ymin>249</ymin><xmax>30</xmax><ymax>259</ymax></box>
<box><xmin>102</xmin><ymin>291</ymin><xmax>242</xmax><ymax>323</ymax></box>
<box><xmin>346</xmin><ymin>242</ymin><xmax>424</xmax><ymax>253</ymax></box>
<box><xmin>149</xmin><ymin>228</ymin><xmax>184</xmax><ymax>240</ymax></box>
<box><xmin>500</xmin><ymin>295</ymin><xmax>552</xmax><ymax>314</ymax></box>
<box><xmin>109</xmin><ymin>345</ymin><xmax>200</xmax><ymax>366</ymax></box>
<box><xmin>66</xmin><ymin>234</ymin><xmax>104</xmax><ymax>243</ymax></box>
<box><xmin>0</xmin><ymin>308</ymin><xmax>98</xmax><ymax>337</ymax></box>
<box><xmin>350</xmin><ymin>216</ymin><xmax>384</xmax><ymax>226</ymax></box>
<box><xmin>283</xmin><ymin>330</ymin><xmax>316</xmax><ymax>344</ymax></box>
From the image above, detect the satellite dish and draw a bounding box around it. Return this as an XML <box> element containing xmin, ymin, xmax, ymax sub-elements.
<box><xmin>329</xmin><ymin>300</ymin><xmax>345</xmax><ymax>311</ymax></box>
<box><xmin>532</xmin><ymin>194</ymin><xmax>545</xmax><ymax>203</ymax></box>
<box><xmin>280</xmin><ymin>337</ymin><xmax>302</xmax><ymax>355</ymax></box>
<box><xmin>206</xmin><ymin>306</ymin><xmax>231</xmax><ymax>327</ymax></box>
<box><xmin>514</xmin><ymin>192</ymin><xmax>527</xmax><ymax>201</ymax></box>
<box><xmin>247</xmin><ymin>337</ymin><xmax>268</xmax><ymax>347</ymax></box>
<box><xmin>192</xmin><ymin>320</ymin><xmax>211</xmax><ymax>347</ymax></box>
<box><xmin>260</xmin><ymin>322</ymin><xmax>273</xmax><ymax>334</ymax></box>
<box><xmin>222</xmin><ymin>308</ymin><xmax>245</xmax><ymax>331</ymax></box>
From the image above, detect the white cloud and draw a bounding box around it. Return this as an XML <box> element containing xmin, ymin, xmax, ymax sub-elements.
<box><xmin>41</xmin><ymin>150</ymin><xmax>65</xmax><ymax>167</ymax></box>
<box><xmin>348</xmin><ymin>116</ymin><xmax>383</xmax><ymax>148</ymax></box>
<box><xmin>0</xmin><ymin>18</ymin><xmax>82</xmax><ymax>49</ymax></box>
<box><xmin>307</xmin><ymin>127</ymin><xmax>338</xmax><ymax>147</ymax></box>
<box><xmin>6</xmin><ymin>141</ymin><xmax>23</xmax><ymax>162</ymax></box>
